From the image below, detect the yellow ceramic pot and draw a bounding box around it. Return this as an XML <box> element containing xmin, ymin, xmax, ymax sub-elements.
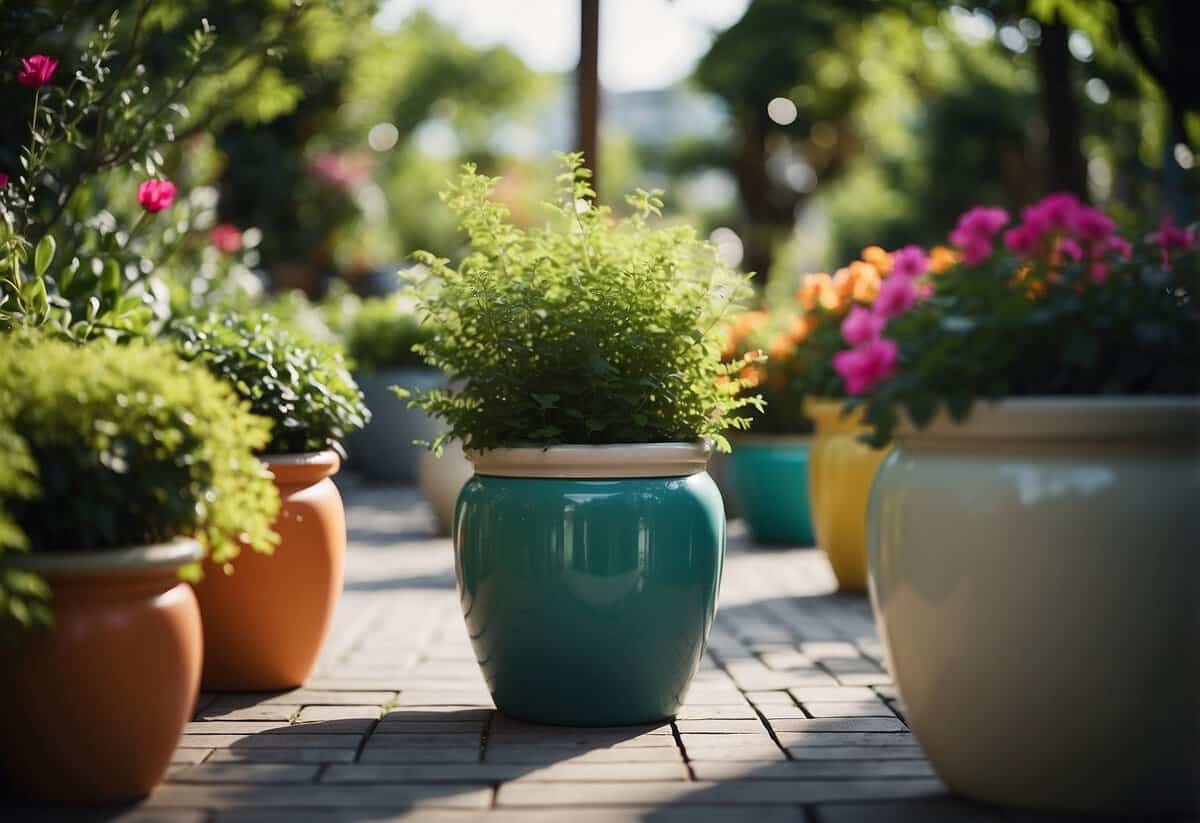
<box><xmin>806</xmin><ymin>400</ymin><xmax>890</xmax><ymax>590</ymax></box>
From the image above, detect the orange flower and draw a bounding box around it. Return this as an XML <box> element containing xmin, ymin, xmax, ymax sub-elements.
<box><xmin>832</xmin><ymin>261</ymin><xmax>879</xmax><ymax>304</ymax></box>
<box><xmin>928</xmin><ymin>245</ymin><xmax>957</xmax><ymax>274</ymax></box>
<box><xmin>740</xmin><ymin>364</ymin><xmax>766</xmax><ymax>387</ymax></box>
<box><xmin>861</xmin><ymin>245</ymin><xmax>893</xmax><ymax>275</ymax></box>
<box><xmin>797</xmin><ymin>272</ymin><xmax>838</xmax><ymax>311</ymax></box>
<box><xmin>768</xmin><ymin>333</ymin><xmax>795</xmax><ymax>360</ymax></box>
<box><xmin>787</xmin><ymin>313</ymin><xmax>811</xmax><ymax>344</ymax></box>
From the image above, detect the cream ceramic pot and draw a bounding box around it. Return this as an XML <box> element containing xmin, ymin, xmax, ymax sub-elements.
<box><xmin>867</xmin><ymin>397</ymin><xmax>1200</xmax><ymax>814</ymax></box>
<box><xmin>418</xmin><ymin>439</ymin><xmax>474</xmax><ymax>536</ymax></box>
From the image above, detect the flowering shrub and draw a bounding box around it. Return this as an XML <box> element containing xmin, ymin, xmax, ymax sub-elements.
<box><xmin>766</xmin><ymin>245</ymin><xmax>953</xmax><ymax>417</ymax></box>
<box><xmin>402</xmin><ymin>154</ymin><xmax>761</xmax><ymax>452</ymax></box>
<box><xmin>169</xmin><ymin>312</ymin><xmax>370</xmax><ymax>456</ymax></box>
<box><xmin>846</xmin><ymin>194</ymin><xmax>1200</xmax><ymax>447</ymax></box>
<box><xmin>721</xmin><ymin>310</ymin><xmax>813</xmax><ymax>434</ymax></box>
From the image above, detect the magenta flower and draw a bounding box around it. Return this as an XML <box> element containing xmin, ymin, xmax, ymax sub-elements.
<box><xmin>18</xmin><ymin>54</ymin><xmax>58</xmax><ymax>87</ymax></box>
<box><xmin>0</xmin><ymin>172</ymin><xmax>8</xmax><ymax>188</ymax></box>
<box><xmin>1058</xmin><ymin>237</ymin><xmax>1083</xmax><ymax>262</ymax></box>
<box><xmin>833</xmin><ymin>337</ymin><xmax>898</xmax><ymax>395</ymax></box>
<box><xmin>890</xmin><ymin>245</ymin><xmax>928</xmax><ymax>279</ymax></box>
<box><xmin>1003</xmin><ymin>224</ymin><xmax>1040</xmax><ymax>257</ymax></box>
<box><xmin>1030</xmin><ymin>192</ymin><xmax>1081</xmax><ymax>230</ymax></box>
<box><xmin>841</xmin><ymin>305</ymin><xmax>885</xmax><ymax>346</ymax></box>
<box><xmin>1104</xmin><ymin>235</ymin><xmax>1132</xmax><ymax>258</ymax></box>
<box><xmin>137</xmin><ymin>179</ymin><xmax>177</xmax><ymax>213</ymax></box>
<box><xmin>873</xmin><ymin>274</ymin><xmax>917</xmax><ymax>319</ymax></box>
<box><xmin>1151</xmin><ymin>214</ymin><xmax>1193</xmax><ymax>251</ymax></box>
<box><xmin>1067</xmin><ymin>206</ymin><xmax>1116</xmax><ymax>241</ymax></box>
<box><xmin>949</xmin><ymin>206</ymin><xmax>1009</xmax><ymax>266</ymax></box>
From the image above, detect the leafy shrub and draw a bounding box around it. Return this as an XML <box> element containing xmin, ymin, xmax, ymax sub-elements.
<box><xmin>0</xmin><ymin>412</ymin><xmax>45</xmax><ymax>630</ymax></box>
<box><xmin>169</xmin><ymin>312</ymin><xmax>370</xmax><ymax>455</ymax></box>
<box><xmin>403</xmin><ymin>154</ymin><xmax>761</xmax><ymax>452</ymax></box>
<box><xmin>343</xmin><ymin>296</ymin><xmax>430</xmax><ymax>373</ymax></box>
<box><xmin>847</xmin><ymin>199</ymin><xmax>1200</xmax><ymax>446</ymax></box>
<box><xmin>0</xmin><ymin>333</ymin><xmax>280</xmax><ymax>627</ymax></box>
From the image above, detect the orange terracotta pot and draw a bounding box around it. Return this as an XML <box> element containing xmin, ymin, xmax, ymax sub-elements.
<box><xmin>0</xmin><ymin>539</ymin><xmax>203</xmax><ymax>804</ymax></box>
<box><xmin>193</xmin><ymin>451</ymin><xmax>346</xmax><ymax>690</ymax></box>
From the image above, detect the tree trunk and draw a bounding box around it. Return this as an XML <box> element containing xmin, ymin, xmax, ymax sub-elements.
<box><xmin>1036</xmin><ymin>16</ymin><xmax>1088</xmax><ymax>197</ymax></box>
<box><xmin>576</xmin><ymin>0</ymin><xmax>601</xmax><ymax>195</ymax></box>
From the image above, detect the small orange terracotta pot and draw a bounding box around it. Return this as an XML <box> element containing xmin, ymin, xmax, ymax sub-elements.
<box><xmin>193</xmin><ymin>451</ymin><xmax>346</xmax><ymax>690</ymax></box>
<box><xmin>0</xmin><ymin>539</ymin><xmax>203</xmax><ymax>804</ymax></box>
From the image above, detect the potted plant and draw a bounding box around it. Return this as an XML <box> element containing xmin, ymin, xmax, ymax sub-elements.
<box><xmin>721</xmin><ymin>309</ymin><xmax>814</xmax><ymax>545</ymax></box>
<box><xmin>402</xmin><ymin>155</ymin><xmax>760</xmax><ymax>725</ymax></box>
<box><xmin>0</xmin><ymin>334</ymin><xmax>277</xmax><ymax>803</ymax></box>
<box><xmin>331</xmin><ymin>290</ymin><xmax>444</xmax><ymax>484</ymax></box>
<box><xmin>169</xmin><ymin>311</ymin><xmax>370</xmax><ymax>690</ymax></box>
<box><xmin>850</xmin><ymin>197</ymin><xmax>1199</xmax><ymax>814</ymax></box>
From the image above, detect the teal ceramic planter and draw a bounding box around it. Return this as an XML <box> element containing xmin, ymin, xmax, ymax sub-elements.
<box><xmin>730</xmin><ymin>436</ymin><xmax>814</xmax><ymax>545</ymax></box>
<box><xmin>454</xmin><ymin>443</ymin><xmax>725</xmax><ymax>726</ymax></box>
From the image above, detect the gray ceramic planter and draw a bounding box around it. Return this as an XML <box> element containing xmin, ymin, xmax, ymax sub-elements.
<box><xmin>346</xmin><ymin>368</ymin><xmax>444</xmax><ymax>484</ymax></box>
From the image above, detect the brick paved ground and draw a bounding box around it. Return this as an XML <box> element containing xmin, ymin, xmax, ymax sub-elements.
<box><xmin>5</xmin><ymin>481</ymin><xmax>1117</xmax><ymax>822</ymax></box>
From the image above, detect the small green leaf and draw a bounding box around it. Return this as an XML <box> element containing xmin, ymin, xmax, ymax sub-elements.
<box><xmin>34</xmin><ymin>236</ymin><xmax>56</xmax><ymax>278</ymax></box>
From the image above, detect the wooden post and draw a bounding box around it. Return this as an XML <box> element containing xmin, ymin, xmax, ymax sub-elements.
<box><xmin>577</xmin><ymin>0</ymin><xmax>600</xmax><ymax>194</ymax></box>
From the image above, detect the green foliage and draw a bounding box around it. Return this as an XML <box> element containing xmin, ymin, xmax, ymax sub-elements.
<box><xmin>403</xmin><ymin>154</ymin><xmax>762</xmax><ymax>453</ymax></box>
<box><xmin>0</xmin><ymin>410</ymin><xmax>47</xmax><ymax>632</ymax></box>
<box><xmin>169</xmin><ymin>312</ymin><xmax>370</xmax><ymax>455</ymax></box>
<box><xmin>854</xmin><ymin>236</ymin><xmax>1200</xmax><ymax>447</ymax></box>
<box><xmin>0</xmin><ymin>333</ymin><xmax>280</xmax><ymax>630</ymax></box>
<box><xmin>340</xmin><ymin>295</ymin><xmax>430</xmax><ymax>373</ymax></box>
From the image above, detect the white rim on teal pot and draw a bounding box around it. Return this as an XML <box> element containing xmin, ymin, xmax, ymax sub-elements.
<box><xmin>466</xmin><ymin>441</ymin><xmax>712</xmax><ymax>479</ymax></box>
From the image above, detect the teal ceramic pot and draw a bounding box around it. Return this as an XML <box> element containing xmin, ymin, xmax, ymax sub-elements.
<box><xmin>455</xmin><ymin>443</ymin><xmax>725</xmax><ymax>726</ymax></box>
<box><xmin>730</xmin><ymin>435</ymin><xmax>814</xmax><ymax>546</ymax></box>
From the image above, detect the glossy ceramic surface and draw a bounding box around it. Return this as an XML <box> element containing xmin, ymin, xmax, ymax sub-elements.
<box><xmin>194</xmin><ymin>452</ymin><xmax>346</xmax><ymax>690</ymax></box>
<box><xmin>346</xmin><ymin>368</ymin><xmax>444</xmax><ymax>483</ymax></box>
<box><xmin>0</xmin><ymin>539</ymin><xmax>203</xmax><ymax>803</ymax></box>
<box><xmin>730</xmin><ymin>436</ymin><xmax>814</xmax><ymax>545</ymax></box>
<box><xmin>455</xmin><ymin>468</ymin><xmax>725</xmax><ymax>725</ymax></box>
<box><xmin>807</xmin><ymin>401</ymin><xmax>890</xmax><ymax>590</ymax></box>
<box><xmin>868</xmin><ymin>397</ymin><xmax>1200</xmax><ymax>813</ymax></box>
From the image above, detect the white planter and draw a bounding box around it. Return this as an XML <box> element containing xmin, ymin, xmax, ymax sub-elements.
<box><xmin>418</xmin><ymin>439</ymin><xmax>474</xmax><ymax>536</ymax></box>
<box><xmin>867</xmin><ymin>396</ymin><xmax>1200</xmax><ymax>814</ymax></box>
<box><xmin>345</xmin><ymin>368</ymin><xmax>444</xmax><ymax>484</ymax></box>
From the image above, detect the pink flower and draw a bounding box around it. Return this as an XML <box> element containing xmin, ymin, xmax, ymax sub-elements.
<box><xmin>0</xmin><ymin>173</ymin><xmax>8</xmax><ymax>188</ymax></box>
<box><xmin>1030</xmin><ymin>192</ymin><xmax>1081</xmax><ymax>230</ymax></box>
<box><xmin>873</xmin><ymin>275</ymin><xmax>917</xmax><ymax>319</ymax></box>
<box><xmin>1067</xmin><ymin>206</ymin><xmax>1116</xmax><ymax>241</ymax></box>
<box><xmin>137</xmin><ymin>179</ymin><xmax>176</xmax><ymax>213</ymax></box>
<box><xmin>1089</xmin><ymin>261</ymin><xmax>1109</xmax><ymax>283</ymax></box>
<box><xmin>833</xmin><ymin>337</ymin><xmax>898</xmax><ymax>395</ymax></box>
<box><xmin>18</xmin><ymin>54</ymin><xmax>58</xmax><ymax>87</ymax></box>
<box><xmin>1151</xmin><ymin>213</ymin><xmax>1193</xmax><ymax>251</ymax></box>
<box><xmin>841</xmin><ymin>305</ymin><xmax>885</xmax><ymax>346</ymax></box>
<box><xmin>1003</xmin><ymin>224</ymin><xmax>1040</xmax><ymax>257</ymax></box>
<box><xmin>1057</xmin><ymin>237</ymin><xmax>1083</xmax><ymax>262</ymax></box>
<box><xmin>950</xmin><ymin>206</ymin><xmax>1009</xmax><ymax>266</ymax></box>
<box><xmin>1103</xmin><ymin>235</ymin><xmax>1132</xmax><ymax>258</ymax></box>
<box><xmin>210</xmin><ymin>223</ymin><xmax>243</xmax><ymax>254</ymax></box>
<box><xmin>890</xmin><ymin>245</ymin><xmax>928</xmax><ymax>279</ymax></box>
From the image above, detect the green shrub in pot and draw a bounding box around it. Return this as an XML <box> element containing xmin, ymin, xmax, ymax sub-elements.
<box><xmin>0</xmin><ymin>333</ymin><xmax>278</xmax><ymax>802</ymax></box>
<box><xmin>338</xmin><ymin>294</ymin><xmax>441</xmax><ymax>484</ymax></box>
<box><xmin>166</xmin><ymin>311</ymin><xmax>370</xmax><ymax>690</ymax></box>
<box><xmin>401</xmin><ymin>154</ymin><xmax>761</xmax><ymax>724</ymax></box>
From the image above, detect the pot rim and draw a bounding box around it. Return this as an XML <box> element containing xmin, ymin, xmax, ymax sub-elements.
<box><xmin>260</xmin><ymin>449</ymin><xmax>340</xmax><ymax>466</ymax></box>
<box><xmin>897</xmin><ymin>395</ymin><xmax>1200</xmax><ymax>442</ymax></box>
<box><xmin>1</xmin><ymin>536</ymin><xmax>202</xmax><ymax>574</ymax></box>
<box><xmin>467</xmin><ymin>441</ymin><xmax>712</xmax><ymax>479</ymax></box>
